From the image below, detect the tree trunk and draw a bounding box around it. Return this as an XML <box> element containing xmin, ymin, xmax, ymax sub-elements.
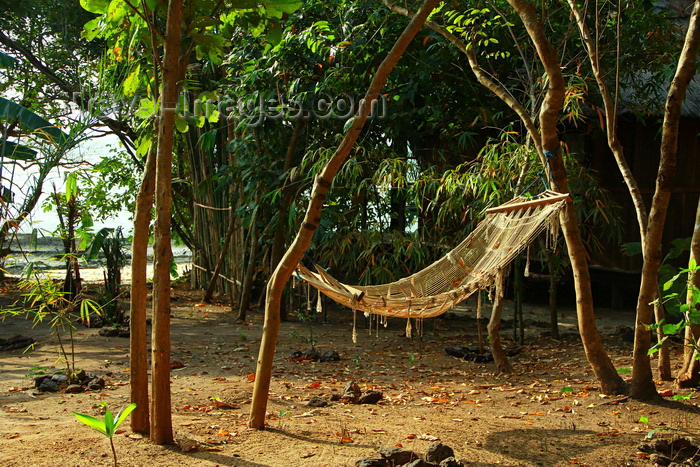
<box><xmin>150</xmin><ymin>0</ymin><xmax>183</xmax><ymax>444</ymax></box>
<box><xmin>248</xmin><ymin>0</ymin><xmax>441</xmax><ymax>429</ymax></box>
<box><xmin>129</xmin><ymin>144</ymin><xmax>156</xmax><ymax>434</ymax></box>
<box><xmin>203</xmin><ymin>214</ymin><xmax>238</xmax><ymax>303</ymax></box>
<box><xmin>631</xmin><ymin>0</ymin><xmax>700</xmax><ymax>400</ymax></box>
<box><xmin>676</xmin><ymin>195</ymin><xmax>700</xmax><ymax>388</ymax></box>
<box><xmin>488</xmin><ymin>269</ymin><xmax>512</xmax><ymax>373</ymax></box>
<box><xmin>548</xmin><ymin>255</ymin><xmax>559</xmax><ymax>340</ymax></box>
<box><xmin>566</xmin><ymin>0</ymin><xmax>672</xmax><ymax>383</ymax></box>
<box><xmin>508</xmin><ymin>0</ymin><xmax>626</xmax><ymax>395</ymax></box>
<box><xmin>270</xmin><ymin>119</ymin><xmax>304</xmax><ymax>322</ymax></box>
<box><xmin>238</xmin><ymin>206</ymin><xmax>260</xmax><ymax>322</ymax></box>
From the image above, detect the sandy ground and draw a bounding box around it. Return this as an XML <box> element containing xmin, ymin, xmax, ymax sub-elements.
<box><xmin>0</xmin><ymin>280</ymin><xmax>698</xmax><ymax>467</ymax></box>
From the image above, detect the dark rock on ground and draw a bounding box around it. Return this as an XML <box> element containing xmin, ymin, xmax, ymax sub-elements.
<box><xmin>439</xmin><ymin>457</ymin><xmax>464</xmax><ymax>467</ymax></box>
<box><xmin>378</xmin><ymin>446</ymin><xmax>416</xmax><ymax>465</ymax></box>
<box><xmin>80</xmin><ymin>313</ymin><xmax>103</xmax><ymax>328</ymax></box>
<box><xmin>504</xmin><ymin>345</ymin><xmax>521</xmax><ymax>357</ymax></box>
<box><xmin>51</xmin><ymin>374</ymin><xmax>68</xmax><ymax>385</ymax></box>
<box><xmin>307</xmin><ymin>396</ymin><xmax>329</xmax><ymax>407</ymax></box>
<box><xmin>0</xmin><ymin>335</ymin><xmax>34</xmax><ymax>351</ymax></box>
<box><xmin>87</xmin><ymin>377</ymin><xmax>105</xmax><ymax>391</ymax></box>
<box><xmin>471</xmin><ymin>353</ymin><xmax>493</xmax><ymax>363</ymax></box>
<box><xmin>290</xmin><ymin>350</ymin><xmax>303</xmax><ymax>359</ymax></box>
<box><xmin>405</xmin><ymin>460</ymin><xmax>439</xmax><ymax>467</ymax></box>
<box><xmin>304</xmin><ymin>348</ymin><xmax>321</xmax><ymax>361</ymax></box>
<box><xmin>425</xmin><ymin>443</ymin><xmax>455</xmax><ymax>464</ymax></box>
<box><xmin>73</xmin><ymin>369</ymin><xmax>86</xmax><ymax>383</ymax></box>
<box><xmin>65</xmin><ymin>384</ymin><xmax>84</xmax><ymax>394</ymax></box>
<box><xmin>636</xmin><ymin>442</ymin><xmax>655</xmax><ymax>453</ymax></box>
<box><xmin>34</xmin><ymin>375</ymin><xmax>50</xmax><ymax>389</ymax></box>
<box><xmin>117</xmin><ymin>329</ymin><xmax>130</xmax><ymax>338</ymax></box>
<box><xmin>99</xmin><ymin>327</ymin><xmax>120</xmax><ymax>337</ymax></box>
<box><xmin>330</xmin><ymin>393</ymin><xmax>341</xmax><ymax>401</ymax></box>
<box><xmin>650</xmin><ymin>453</ymin><xmax>673</xmax><ymax>466</ymax></box>
<box><xmin>444</xmin><ymin>346</ymin><xmax>479</xmax><ymax>358</ymax></box>
<box><xmin>319</xmin><ymin>349</ymin><xmax>340</xmax><ymax>362</ymax></box>
<box><xmin>355</xmin><ymin>457</ymin><xmax>387</xmax><ymax>467</ymax></box>
<box><xmin>651</xmin><ymin>438</ymin><xmax>670</xmax><ymax>453</ymax></box>
<box><xmin>358</xmin><ymin>390</ymin><xmax>383</xmax><ymax>404</ymax></box>
<box><xmin>39</xmin><ymin>378</ymin><xmax>60</xmax><ymax>392</ymax></box>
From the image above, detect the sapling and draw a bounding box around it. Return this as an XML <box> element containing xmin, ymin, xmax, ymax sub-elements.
<box><xmin>72</xmin><ymin>402</ymin><xmax>136</xmax><ymax>467</ymax></box>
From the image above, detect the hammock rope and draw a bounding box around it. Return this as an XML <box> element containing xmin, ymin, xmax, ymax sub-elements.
<box><xmin>295</xmin><ymin>190</ymin><xmax>570</xmax><ymax>320</ymax></box>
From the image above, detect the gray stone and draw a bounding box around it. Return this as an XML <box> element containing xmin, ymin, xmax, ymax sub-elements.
<box><xmin>425</xmin><ymin>443</ymin><xmax>454</xmax><ymax>464</ymax></box>
<box><xmin>51</xmin><ymin>373</ymin><xmax>68</xmax><ymax>385</ymax></box>
<box><xmin>378</xmin><ymin>446</ymin><xmax>417</xmax><ymax>465</ymax></box>
<box><xmin>39</xmin><ymin>378</ymin><xmax>60</xmax><ymax>392</ymax></box>
<box><xmin>358</xmin><ymin>390</ymin><xmax>383</xmax><ymax>404</ymax></box>
<box><xmin>34</xmin><ymin>375</ymin><xmax>50</xmax><ymax>389</ymax></box>
<box><xmin>99</xmin><ymin>327</ymin><xmax>120</xmax><ymax>337</ymax></box>
<box><xmin>355</xmin><ymin>457</ymin><xmax>387</xmax><ymax>467</ymax></box>
<box><xmin>320</xmin><ymin>350</ymin><xmax>340</xmax><ymax>362</ymax></box>
<box><xmin>307</xmin><ymin>396</ymin><xmax>328</xmax><ymax>407</ymax></box>
<box><xmin>87</xmin><ymin>377</ymin><xmax>105</xmax><ymax>390</ymax></box>
<box><xmin>405</xmin><ymin>460</ymin><xmax>439</xmax><ymax>467</ymax></box>
<box><xmin>440</xmin><ymin>457</ymin><xmax>464</xmax><ymax>467</ymax></box>
<box><xmin>65</xmin><ymin>384</ymin><xmax>84</xmax><ymax>394</ymax></box>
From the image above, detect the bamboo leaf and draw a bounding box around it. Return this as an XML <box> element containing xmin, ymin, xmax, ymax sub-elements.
<box><xmin>72</xmin><ymin>412</ymin><xmax>107</xmax><ymax>435</ymax></box>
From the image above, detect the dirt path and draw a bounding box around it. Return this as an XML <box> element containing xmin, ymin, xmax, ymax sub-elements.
<box><xmin>0</xmin><ymin>284</ymin><xmax>698</xmax><ymax>467</ymax></box>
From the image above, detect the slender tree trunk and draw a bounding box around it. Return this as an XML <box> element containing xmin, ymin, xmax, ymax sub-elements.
<box><xmin>631</xmin><ymin>0</ymin><xmax>700</xmax><ymax>400</ymax></box>
<box><xmin>129</xmin><ymin>144</ymin><xmax>156</xmax><ymax>434</ymax></box>
<box><xmin>566</xmin><ymin>0</ymin><xmax>672</xmax><ymax>382</ymax></box>
<box><xmin>270</xmin><ymin>119</ymin><xmax>304</xmax><ymax>322</ymax></box>
<box><xmin>248</xmin><ymin>0</ymin><xmax>441</xmax><ymax>429</ymax></box>
<box><xmin>203</xmin><ymin>214</ymin><xmax>237</xmax><ymax>303</ymax></box>
<box><xmin>548</xmin><ymin>254</ymin><xmax>559</xmax><ymax>340</ymax></box>
<box><xmin>150</xmin><ymin>0</ymin><xmax>183</xmax><ymax>444</ymax></box>
<box><xmin>508</xmin><ymin>0</ymin><xmax>626</xmax><ymax>395</ymax></box>
<box><xmin>676</xmin><ymin>195</ymin><xmax>700</xmax><ymax>387</ymax></box>
<box><xmin>489</xmin><ymin>269</ymin><xmax>512</xmax><ymax>373</ymax></box>
<box><xmin>238</xmin><ymin>205</ymin><xmax>260</xmax><ymax>321</ymax></box>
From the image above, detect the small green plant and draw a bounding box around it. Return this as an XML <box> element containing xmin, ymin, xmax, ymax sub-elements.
<box><xmin>559</xmin><ymin>386</ymin><xmax>574</xmax><ymax>394</ymax></box>
<box><xmin>72</xmin><ymin>402</ymin><xmax>136</xmax><ymax>467</ymax></box>
<box><xmin>616</xmin><ymin>367</ymin><xmax>632</xmax><ymax>374</ymax></box>
<box><xmin>26</xmin><ymin>363</ymin><xmax>48</xmax><ymax>378</ymax></box>
<box><xmin>672</xmin><ymin>391</ymin><xmax>696</xmax><ymax>401</ymax></box>
<box><xmin>648</xmin><ymin>258</ymin><xmax>700</xmax><ymax>356</ymax></box>
<box><xmin>1</xmin><ymin>276</ymin><xmax>102</xmax><ymax>380</ymax></box>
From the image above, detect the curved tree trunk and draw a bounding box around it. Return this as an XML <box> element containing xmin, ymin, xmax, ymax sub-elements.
<box><xmin>676</xmin><ymin>195</ymin><xmax>700</xmax><ymax>387</ymax></box>
<box><xmin>511</xmin><ymin>0</ymin><xmax>626</xmax><ymax>394</ymax></box>
<box><xmin>150</xmin><ymin>0</ymin><xmax>183</xmax><ymax>444</ymax></box>
<box><xmin>129</xmin><ymin>144</ymin><xmax>156</xmax><ymax>434</ymax></box>
<box><xmin>630</xmin><ymin>0</ymin><xmax>700</xmax><ymax>399</ymax></box>
<box><xmin>506</xmin><ymin>0</ymin><xmax>626</xmax><ymax>395</ymax></box>
<box><xmin>248</xmin><ymin>0</ymin><xmax>441</xmax><ymax>429</ymax></box>
<box><xmin>270</xmin><ymin>119</ymin><xmax>305</xmax><ymax>322</ymax></box>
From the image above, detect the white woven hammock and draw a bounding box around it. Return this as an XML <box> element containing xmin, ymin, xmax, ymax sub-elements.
<box><xmin>296</xmin><ymin>190</ymin><xmax>570</xmax><ymax>321</ymax></box>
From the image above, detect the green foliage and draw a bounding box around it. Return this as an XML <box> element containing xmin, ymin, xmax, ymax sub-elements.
<box><xmin>648</xmin><ymin>259</ymin><xmax>700</xmax><ymax>356</ymax></box>
<box><xmin>1</xmin><ymin>276</ymin><xmax>102</xmax><ymax>379</ymax></box>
